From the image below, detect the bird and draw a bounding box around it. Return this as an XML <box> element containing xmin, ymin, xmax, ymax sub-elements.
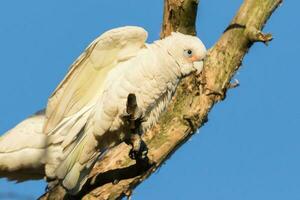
<box><xmin>0</xmin><ymin>26</ymin><xmax>206</xmax><ymax>194</ymax></box>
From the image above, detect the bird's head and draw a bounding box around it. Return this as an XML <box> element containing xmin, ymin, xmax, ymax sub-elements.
<box><xmin>161</xmin><ymin>32</ymin><xmax>207</xmax><ymax>76</ymax></box>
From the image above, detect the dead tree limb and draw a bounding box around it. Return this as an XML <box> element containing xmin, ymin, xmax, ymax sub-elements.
<box><xmin>39</xmin><ymin>0</ymin><xmax>282</xmax><ymax>199</ymax></box>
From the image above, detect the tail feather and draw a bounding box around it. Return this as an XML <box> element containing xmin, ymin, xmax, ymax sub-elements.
<box><xmin>0</xmin><ymin>111</ymin><xmax>47</xmax><ymax>181</ymax></box>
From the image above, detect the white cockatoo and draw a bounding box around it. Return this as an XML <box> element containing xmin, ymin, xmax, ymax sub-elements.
<box><xmin>0</xmin><ymin>26</ymin><xmax>206</xmax><ymax>194</ymax></box>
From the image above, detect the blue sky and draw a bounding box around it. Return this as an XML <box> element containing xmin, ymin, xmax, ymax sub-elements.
<box><xmin>0</xmin><ymin>0</ymin><xmax>299</xmax><ymax>199</ymax></box>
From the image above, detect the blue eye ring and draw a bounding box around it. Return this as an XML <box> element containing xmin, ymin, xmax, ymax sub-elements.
<box><xmin>184</xmin><ymin>49</ymin><xmax>193</xmax><ymax>57</ymax></box>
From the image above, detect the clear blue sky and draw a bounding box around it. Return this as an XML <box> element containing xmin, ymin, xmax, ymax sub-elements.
<box><xmin>0</xmin><ymin>0</ymin><xmax>299</xmax><ymax>199</ymax></box>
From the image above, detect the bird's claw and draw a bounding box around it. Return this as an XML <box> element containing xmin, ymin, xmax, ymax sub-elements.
<box><xmin>122</xmin><ymin>93</ymin><xmax>150</xmax><ymax>162</ymax></box>
<box><xmin>129</xmin><ymin>139</ymin><xmax>148</xmax><ymax>161</ymax></box>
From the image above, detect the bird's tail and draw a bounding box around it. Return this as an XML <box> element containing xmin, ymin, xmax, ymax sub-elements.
<box><xmin>0</xmin><ymin>110</ymin><xmax>47</xmax><ymax>182</ymax></box>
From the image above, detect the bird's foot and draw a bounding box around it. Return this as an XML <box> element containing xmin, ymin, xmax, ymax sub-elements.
<box><xmin>128</xmin><ymin>133</ymin><xmax>148</xmax><ymax>161</ymax></box>
<box><xmin>122</xmin><ymin>93</ymin><xmax>150</xmax><ymax>164</ymax></box>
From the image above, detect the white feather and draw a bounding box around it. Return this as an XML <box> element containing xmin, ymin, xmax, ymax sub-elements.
<box><xmin>0</xmin><ymin>26</ymin><xmax>207</xmax><ymax>194</ymax></box>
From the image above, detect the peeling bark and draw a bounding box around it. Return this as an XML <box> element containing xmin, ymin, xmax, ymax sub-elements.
<box><xmin>39</xmin><ymin>0</ymin><xmax>282</xmax><ymax>199</ymax></box>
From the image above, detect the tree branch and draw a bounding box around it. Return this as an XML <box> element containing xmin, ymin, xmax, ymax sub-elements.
<box><xmin>161</xmin><ymin>0</ymin><xmax>199</xmax><ymax>38</ymax></box>
<box><xmin>39</xmin><ymin>0</ymin><xmax>282</xmax><ymax>199</ymax></box>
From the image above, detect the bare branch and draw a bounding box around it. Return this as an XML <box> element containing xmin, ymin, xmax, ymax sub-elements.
<box><xmin>245</xmin><ymin>26</ymin><xmax>273</xmax><ymax>44</ymax></box>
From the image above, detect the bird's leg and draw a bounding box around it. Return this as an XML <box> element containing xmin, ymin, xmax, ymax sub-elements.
<box><xmin>122</xmin><ymin>93</ymin><xmax>148</xmax><ymax>162</ymax></box>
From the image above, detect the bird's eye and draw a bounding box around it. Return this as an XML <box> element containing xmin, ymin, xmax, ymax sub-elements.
<box><xmin>184</xmin><ymin>49</ymin><xmax>193</xmax><ymax>57</ymax></box>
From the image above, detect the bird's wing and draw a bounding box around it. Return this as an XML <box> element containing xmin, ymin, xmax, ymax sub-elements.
<box><xmin>44</xmin><ymin>26</ymin><xmax>148</xmax><ymax>134</ymax></box>
<box><xmin>43</xmin><ymin>26</ymin><xmax>148</xmax><ymax>191</ymax></box>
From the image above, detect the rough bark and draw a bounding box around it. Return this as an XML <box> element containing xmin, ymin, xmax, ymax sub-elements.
<box><xmin>39</xmin><ymin>0</ymin><xmax>282</xmax><ymax>199</ymax></box>
<box><xmin>161</xmin><ymin>0</ymin><xmax>198</xmax><ymax>38</ymax></box>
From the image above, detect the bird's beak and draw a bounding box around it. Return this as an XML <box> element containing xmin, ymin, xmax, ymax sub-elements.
<box><xmin>193</xmin><ymin>60</ymin><xmax>204</xmax><ymax>74</ymax></box>
<box><xmin>190</xmin><ymin>51</ymin><xmax>207</xmax><ymax>74</ymax></box>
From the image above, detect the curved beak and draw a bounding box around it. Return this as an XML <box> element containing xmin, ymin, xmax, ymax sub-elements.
<box><xmin>190</xmin><ymin>49</ymin><xmax>207</xmax><ymax>74</ymax></box>
<box><xmin>193</xmin><ymin>60</ymin><xmax>204</xmax><ymax>74</ymax></box>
